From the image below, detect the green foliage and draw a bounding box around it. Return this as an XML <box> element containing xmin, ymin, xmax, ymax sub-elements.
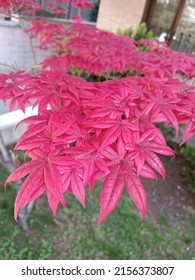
<box><xmin>35</xmin><ymin>10</ymin><xmax>56</xmax><ymax>18</ymax></box>
<box><xmin>180</xmin><ymin>166</ymin><xmax>195</xmax><ymax>193</ymax></box>
<box><xmin>180</xmin><ymin>145</ymin><xmax>195</xmax><ymax>193</ymax></box>
<box><xmin>38</xmin><ymin>239</ymin><xmax>53</xmax><ymax>260</ymax></box>
<box><xmin>117</xmin><ymin>22</ymin><xmax>154</xmax><ymax>41</ymax></box>
<box><xmin>180</xmin><ymin>145</ymin><xmax>195</xmax><ymax>165</ymax></box>
<box><xmin>133</xmin><ymin>22</ymin><xmax>154</xmax><ymax>41</ymax></box>
<box><xmin>68</xmin><ymin>67</ymin><xmax>143</xmax><ymax>82</ymax></box>
<box><xmin>68</xmin><ymin>68</ymin><xmax>106</xmax><ymax>82</ymax></box>
<box><xmin>117</xmin><ymin>27</ymin><xmax>134</xmax><ymax>38</ymax></box>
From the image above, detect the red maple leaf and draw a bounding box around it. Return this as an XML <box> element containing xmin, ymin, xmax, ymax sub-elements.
<box><xmin>125</xmin><ymin>128</ymin><xmax>174</xmax><ymax>178</ymax></box>
<box><xmin>179</xmin><ymin>108</ymin><xmax>195</xmax><ymax>146</ymax></box>
<box><xmin>5</xmin><ymin>148</ymin><xmax>70</xmax><ymax>219</ymax></box>
<box><xmin>0</xmin><ymin>72</ymin><xmax>32</xmax><ymax>112</ymax></box>
<box><xmin>65</xmin><ymin>137</ymin><xmax>110</xmax><ymax>189</ymax></box>
<box><xmin>86</xmin><ymin>117</ymin><xmax>139</xmax><ymax>147</ymax></box>
<box><xmin>143</xmin><ymin>81</ymin><xmax>181</xmax><ymax>137</ymax></box>
<box><xmin>98</xmin><ymin>140</ymin><xmax>146</xmax><ymax>224</ymax></box>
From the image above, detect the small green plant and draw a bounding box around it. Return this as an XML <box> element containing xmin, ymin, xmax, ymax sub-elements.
<box><xmin>117</xmin><ymin>22</ymin><xmax>154</xmax><ymax>52</ymax></box>
<box><xmin>117</xmin><ymin>22</ymin><xmax>154</xmax><ymax>41</ymax></box>
<box><xmin>133</xmin><ymin>22</ymin><xmax>154</xmax><ymax>41</ymax></box>
<box><xmin>38</xmin><ymin>239</ymin><xmax>53</xmax><ymax>260</ymax></box>
<box><xmin>117</xmin><ymin>27</ymin><xmax>134</xmax><ymax>38</ymax></box>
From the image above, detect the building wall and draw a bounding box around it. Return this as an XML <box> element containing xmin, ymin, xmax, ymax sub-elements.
<box><xmin>96</xmin><ymin>0</ymin><xmax>147</xmax><ymax>33</ymax></box>
<box><xmin>0</xmin><ymin>21</ymin><xmax>51</xmax><ymax>74</ymax></box>
<box><xmin>0</xmin><ymin>21</ymin><xmax>51</xmax><ymax>145</ymax></box>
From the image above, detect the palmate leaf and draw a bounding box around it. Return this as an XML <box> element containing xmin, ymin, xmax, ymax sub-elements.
<box><xmin>70</xmin><ymin>169</ymin><xmax>86</xmax><ymax>208</ymax></box>
<box><xmin>180</xmin><ymin>119</ymin><xmax>195</xmax><ymax>146</ymax></box>
<box><xmin>47</xmin><ymin>190</ymin><xmax>60</xmax><ymax>216</ymax></box>
<box><xmin>125</xmin><ymin>128</ymin><xmax>174</xmax><ymax>179</ymax></box>
<box><xmin>180</xmin><ymin>109</ymin><xmax>195</xmax><ymax>146</ymax></box>
<box><xmin>59</xmin><ymin>165</ymin><xmax>86</xmax><ymax>207</ymax></box>
<box><xmin>98</xmin><ymin>140</ymin><xmax>147</xmax><ymax>223</ymax></box>
<box><xmin>125</xmin><ymin>172</ymin><xmax>146</xmax><ymax>219</ymax></box>
<box><xmin>44</xmin><ymin>163</ymin><xmax>66</xmax><ymax>211</ymax></box>
<box><xmin>82</xmin><ymin>157</ymin><xmax>95</xmax><ymax>186</ymax></box>
<box><xmin>161</xmin><ymin>107</ymin><xmax>179</xmax><ymax>137</ymax></box>
<box><xmin>14</xmin><ymin>169</ymin><xmax>46</xmax><ymax>220</ymax></box>
<box><xmin>96</xmin><ymin>119</ymin><xmax>139</xmax><ymax>148</ymax></box>
<box><xmin>4</xmin><ymin>160</ymin><xmax>44</xmax><ymax>186</ymax></box>
<box><xmin>98</xmin><ymin>165</ymin><xmax>124</xmax><ymax>224</ymax></box>
<box><xmin>5</xmin><ymin>152</ymin><xmax>69</xmax><ymax>219</ymax></box>
<box><xmin>15</xmin><ymin>110</ymin><xmax>53</xmax><ymax>151</ymax></box>
<box><xmin>15</xmin><ymin>111</ymin><xmax>75</xmax><ymax>151</ymax></box>
<box><xmin>98</xmin><ymin>162</ymin><xmax>147</xmax><ymax>224</ymax></box>
<box><xmin>65</xmin><ymin>138</ymin><xmax>110</xmax><ymax>186</ymax></box>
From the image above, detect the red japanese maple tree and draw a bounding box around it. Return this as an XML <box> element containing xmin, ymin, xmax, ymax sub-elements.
<box><xmin>0</xmin><ymin>0</ymin><xmax>195</xmax><ymax>225</ymax></box>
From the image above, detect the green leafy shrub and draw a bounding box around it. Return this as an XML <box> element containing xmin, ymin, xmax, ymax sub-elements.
<box><xmin>133</xmin><ymin>22</ymin><xmax>154</xmax><ymax>41</ymax></box>
<box><xmin>117</xmin><ymin>22</ymin><xmax>154</xmax><ymax>41</ymax></box>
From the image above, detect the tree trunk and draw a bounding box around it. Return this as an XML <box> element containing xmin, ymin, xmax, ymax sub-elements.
<box><xmin>0</xmin><ymin>132</ymin><xmax>35</xmax><ymax>231</ymax></box>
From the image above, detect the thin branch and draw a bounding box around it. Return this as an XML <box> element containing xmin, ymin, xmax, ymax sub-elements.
<box><xmin>0</xmin><ymin>12</ymin><xmax>30</xmax><ymax>26</ymax></box>
<box><xmin>0</xmin><ymin>133</ymin><xmax>10</xmax><ymax>162</ymax></box>
<box><xmin>29</xmin><ymin>36</ymin><xmax>38</xmax><ymax>65</ymax></box>
<box><xmin>25</xmin><ymin>63</ymin><xmax>42</xmax><ymax>74</ymax></box>
<box><xmin>0</xmin><ymin>62</ymin><xmax>21</xmax><ymax>72</ymax></box>
<box><xmin>0</xmin><ymin>132</ymin><xmax>16</xmax><ymax>172</ymax></box>
<box><xmin>0</xmin><ymin>133</ymin><xmax>35</xmax><ymax>231</ymax></box>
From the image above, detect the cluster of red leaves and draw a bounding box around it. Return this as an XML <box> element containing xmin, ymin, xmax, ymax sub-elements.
<box><xmin>36</xmin><ymin>23</ymin><xmax>195</xmax><ymax>79</ymax></box>
<box><xmin>0</xmin><ymin>0</ymin><xmax>43</xmax><ymax>13</ymax></box>
<box><xmin>65</xmin><ymin>24</ymin><xmax>195</xmax><ymax>78</ymax></box>
<box><xmin>0</xmin><ymin>0</ymin><xmax>93</xmax><ymax>14</ymax></box>
<box><xmin>46</xmin><ymin>1</ymin><xmax>67</xmax><ymax>15</ymax></box>
<box><xmin>1</xmin><ymin>66</ymin><xmax>194</xmax><ymax>222</ymax></box>
<box><xmin>71</xmin><ymin>0</ymin><xmax>94</xmax><ymax>9</ymax></box>
<box><xmin>33</xmin><ymin>0</ymin><xmax>94</xmax><ymax>15</ymax></box>
<box><xmin>46</xmin><ymin>0</ymin><xmax>94</xmax><ymax>11</ymax></box>
<box><xmin>24</xmin><ymin>19</ymin><xmax>65</xmax><ymax>50</ymax></box>
<box><xmin>0</xmin><ymin>0</ymin><xmax>21</xmax><ymax>11</ymax></box>
<box><xmin>0</xmin><ymin>7</ymin><xmax>194</xmax><ymax>222</ymax></box>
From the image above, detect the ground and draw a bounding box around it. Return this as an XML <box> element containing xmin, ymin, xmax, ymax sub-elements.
<box><xmin>144</xmin><ymin>155</ymin><xmax>195</xmax><ymax>227</ymax></box>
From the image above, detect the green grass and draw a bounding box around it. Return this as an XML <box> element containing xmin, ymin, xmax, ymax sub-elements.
<box><xmin>180</xmin><ymin>145</ymin><xmax>195</xmax><ymax>165</ymax></box>
<box><xmin>179</xmin><ymin>145</ymin><xmax>195</xmax><ymax>193</ymax></box>
<box><xmin>0</xmin><ymin>165</ymin><xmax>194</xmax><ymax>260</ymax></box>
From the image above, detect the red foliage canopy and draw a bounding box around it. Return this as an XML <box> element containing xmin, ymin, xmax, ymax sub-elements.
<box><xmin>0</xmin><ymin>1</ymin><xmax>195</xmax><ymax>223</ymax></box>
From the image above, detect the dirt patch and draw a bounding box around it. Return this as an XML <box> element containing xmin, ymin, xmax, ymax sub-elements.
<box><xmin>143</xmin><ymin>155</ymin><xmax>195</xmax><ymax>227</ymax></box>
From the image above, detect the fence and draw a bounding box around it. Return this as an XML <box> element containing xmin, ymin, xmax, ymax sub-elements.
<box><xmin>170</xmin><ymin>32</ymin><xmax>195</xmax><ymax>54</ymax></box>
<box><xmin>148</xmin><ymin>24</ymin><xmax>195</xmax><ymax>54</ymax></box>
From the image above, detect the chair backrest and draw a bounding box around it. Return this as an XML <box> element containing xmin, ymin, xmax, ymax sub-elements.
<box><xmin>0</xmin><ymin>106</ymin><xmax>38</xmax><ymax>146</ymax></box>
<box><xmin>0</xmin><ymin>106</ymin><xmax>38</xmax><ymax>130</ymax></box>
